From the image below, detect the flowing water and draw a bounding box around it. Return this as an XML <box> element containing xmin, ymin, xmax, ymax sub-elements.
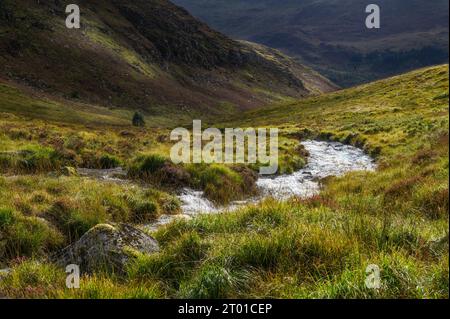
<box><xmin>77</xmin><ymin>167</ymin><xmax>127</xmax><ymax>182</ymax></box>
<box><xmin>75</xmin><ymin>140</ymin><xmax>376</xmax><ymax>230</ymax></box>
<box><xmin>255</xmin><ymin>140</ymin><xmax>376</xmax><ymax>199</ymax></box>
<box><xmin>148</xmin><ymin>140</ymin><xmax>376</xmax><ymax>230</ymax></box>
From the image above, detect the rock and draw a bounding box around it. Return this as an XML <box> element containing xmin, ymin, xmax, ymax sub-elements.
<box><xmin>119</xmin><ymin>130</ymin><xmax>135</xmax><ymax>137</ymax></box>
<box><xmin>53</xmin><ymin>223</ymin><xmax>159</xmax><ymax>273</ymax></box>
<box><xmin>0</xmin><ymin>268</ymin><xmax>11</xmax><ymax>276</ymax></box>
<box><xmin>59</xmin><ymin>166</ymin><xmax>78</xmax><ymax>177</ymax></box>
<box><xmin>429</xmin><ymin>234</ymin><xmax>449</xmax><ymax>256</ymax></box>
<box><xmin>157</xmin><ymin>134</ymin><xmax>169</xmax><ymax>143</ymax></box>
<box><xmin>0</xmin><ymin>268</ymin><xmax>11</xmax><ymax>282</ymax></box>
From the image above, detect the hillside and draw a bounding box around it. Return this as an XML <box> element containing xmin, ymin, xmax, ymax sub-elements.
<box><xmin>173</xmin><ymin>0</ymin><xmax>449</xmax><ymax>87</ymax></box>
<box><xmin>0</xmin><ymin>0</ymin><xmax>337</xmax><ymax>122</ymax></box>
<box><xmin>0</xmin><ymin>65</ymin><xmax>448</xmax><ymax>299</ymax></box>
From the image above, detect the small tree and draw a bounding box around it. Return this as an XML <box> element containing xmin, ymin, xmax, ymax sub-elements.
<box><xmin>132</xmin><ymin>112</ymin><xmax>145</xmax><ymax>127</ymax></box>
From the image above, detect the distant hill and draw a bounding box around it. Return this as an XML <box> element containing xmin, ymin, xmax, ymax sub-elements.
<box><xmin>0</xmin><ymin>0</ymin><xmax>337</xmax><ymax>122</ymax></box>
<box><xmin>173</xmin><ymin>0</ymin><xmax>449</xmax><ymax>87</ymax></box>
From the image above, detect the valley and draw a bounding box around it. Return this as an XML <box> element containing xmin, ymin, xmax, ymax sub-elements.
<box><xmin>0</xmin><ymin>64</ymin><xmax>448</xmax><ymax>298</ymax></box>
<box><xmin>0</xmin><ymin>0</ymin><xmax>448</xmax><ymax>300</ymax></box>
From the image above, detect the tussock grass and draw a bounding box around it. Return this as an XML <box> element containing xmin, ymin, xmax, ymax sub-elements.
<box><xmin>0</xmin><ymin>208</ymin><xmax>63</xmax><ymax>260</ymax></box>
<box><xmin>0</xmin><ymin>176</ymin><xmax>180</xmax><ymax>248</ymax></box>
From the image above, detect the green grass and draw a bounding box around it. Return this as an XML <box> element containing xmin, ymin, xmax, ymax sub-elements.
<box><xmin>0</xmin><ymin>83</ymin><xmax>130</xmax><ymax>126</ymax></box>
<box><xmin>0</xmin><ymin>175</ymin><xmax>181</xmax><ymax>248</ymax></box>
<box><xmin>132</xmin><ymin>65</ymin><xmax>447</xmax><ymax>298</ymax></box>
<box><xmin>0</xmin><ymin>208</ymin><xmax>64</xmax><ymax>260</ymax></box>
<box><xmin>0</xmin><ymin>65</ymin><xmax>448</xmax><ymax>299</ymax></box>
<box><xmin>0</xmin><ymin>110</ymin><xmax>174</xmax><ymax>173</ymax></box>
<box><xmin>185</xmin><ymin>163</ymin><xmax>257</xmax><ymax>204</ymax></box>
<box><xmin>222</xmin><ymin>65</ymin><xmax>449</xmax><ymax>159</ymax></box>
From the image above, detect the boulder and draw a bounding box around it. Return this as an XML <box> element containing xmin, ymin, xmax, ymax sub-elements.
<box><xmin>429</xmin><ymin>234</ymin><xmax>449</xmax><ymax>257</ymax></box>
<box><xmin>0</xmin><ymin>268</ymin><xmax>11</xmax><ymax>277</ymax></box>
<box><xmin>53</xmin><ymin>223</ymin><xmax>159</xmax><ymax>273</ymax></box>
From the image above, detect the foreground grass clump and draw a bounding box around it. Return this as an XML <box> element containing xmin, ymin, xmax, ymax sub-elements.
<box><xmin>186</xmin><ymin>164</ymin><xmax>258</xmax><ymax>204</ymax></box>
<box><xmin>132</xmin><ymin>194</ymin><xmax>447</xmax><ymax>298</ymax></box>
<box><xmin>0</xmin><ymin>260</ymin><xmax>164</xmax><ymax>299</ymax></box>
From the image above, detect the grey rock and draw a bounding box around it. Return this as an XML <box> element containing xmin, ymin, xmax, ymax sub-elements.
<box><xmin>0</xmin><ymin>268</ymin><xmax>11</xmax><ymax>276</ymax></box>
<box><xmin>0</xmin><ymin>268</ymin><xmax>11</xmax><ymax>283</ymax></box>
<box><xmin>429</xmin><ymin>234</ymin><xmax>449</xmax><ymax>257</ymax></box>
<box><xmin>53</xmin><ymin>223</ymin><xmax>159</xmax><ymax>273</ymax></box>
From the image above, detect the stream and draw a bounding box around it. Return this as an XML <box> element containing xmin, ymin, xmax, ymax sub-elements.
<box><xmin>76</xmin><ymin>140</ymin><xmax>376</xmax><ymax>230</ymax></box>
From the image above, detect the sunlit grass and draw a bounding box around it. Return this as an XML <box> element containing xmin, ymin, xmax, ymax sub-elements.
<box><xmin>0</xmin><ymin>65</ymin><xmax>448</xmax><ymax>298</ymax></box>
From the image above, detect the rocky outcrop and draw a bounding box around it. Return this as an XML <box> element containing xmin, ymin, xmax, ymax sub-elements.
<box><xmin>53</xmin><ymin>223</ymin><xmax>159</xmax><ymax>274</ymax></box>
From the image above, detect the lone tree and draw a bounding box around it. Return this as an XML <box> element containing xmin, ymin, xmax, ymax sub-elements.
<box><xmin>132</xmin><ymin>112</ymin><xmax>145</xmax><ymax>127</ymax></box>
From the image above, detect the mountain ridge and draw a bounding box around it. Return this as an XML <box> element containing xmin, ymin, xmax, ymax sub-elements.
<box><xmin>0</xmin><ymin>0</ymin><xmax>337</xmax><ymax>121</ymax></box>
<box><xmin>172</xmin><ymin>0</ymin><xmax>449</xmax><ymax>87</ymax></box>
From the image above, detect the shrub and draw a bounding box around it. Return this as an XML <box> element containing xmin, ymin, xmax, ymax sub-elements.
<box><xmin>130</xmin><ymin>199</ymin><xmax>160</xmax><ymax>222</ymax></box>
<box><xmin>98</xmin><ymin>154</ymin><xmax>121</xmax><ymax>169</ymax></box>
<box><xmin>129</xmin><ymin>154</ymin><xmax>166</xmax><ymax>176</ymax></box>
<box><xmin>132</xmin><ymin>112</ymin><xmax>145</xmax><ymax>127</ymax></box>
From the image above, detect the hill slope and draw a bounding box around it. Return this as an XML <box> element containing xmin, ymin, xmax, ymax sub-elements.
<box><xmin>173</xmin><ymin>0</ymin><xmax>449</xmax><ymax>87</ymax></box>
<box><xmin>0</xmin><ymin>0</ymin><xmax>337</xmax><ymax>121</ymax></box>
